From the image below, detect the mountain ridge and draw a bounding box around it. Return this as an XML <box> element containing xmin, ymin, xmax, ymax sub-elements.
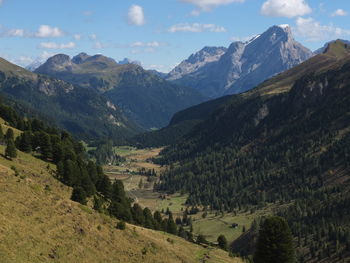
<box><xmin>35</xmin><ymin>53</ymin><xmax>206</xmax><ymax>129</ymax></box>
<box><xmin>167</xmin><ymin>25</ymin><xmax>314</xmax><ymax>98</ymax></box>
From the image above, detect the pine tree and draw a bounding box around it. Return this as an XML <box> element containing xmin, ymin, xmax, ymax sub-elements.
<box><xmin>0</xmin><ymin>125</ymin><xmax>4</xmax><ymax>143</ymax></box>
<box><xmin>5</xmin><ymin>139</ymin><xmax>17</xmax><ymax>159</ymax></box>
<box><xmin>217</xmin><ymin>234</ymin><xmax>228</xmax><ymax>250</ymax></box>
<box><xmin>5</xmin><ymin>128</ymin><xmax>14</xmax><ymax>141</ymax></box>
<box><xmin>254</xmin><ymin>216</ymin><xmax>295</xmax><ymax>263</ymax></box>
<box><xmin>17</xmin><ymin>131</ymin><xmax>32</xmax><ymax>153</ymax></box>
<box><xmin>167</xmin><ymin>213</ymin><xmax>177</xmax><ymax>235</ymax></box>
<box><xmin>40</xmin><ymin>132</ymin><xmax>52</xmax><ymax>159</ymax></box>
<box><xmin>71</xmin><ymin>186</ymin><xmax>87</xmax><ymax>205</ymax></box>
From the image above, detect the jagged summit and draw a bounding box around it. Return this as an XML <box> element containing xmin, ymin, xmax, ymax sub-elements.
<box><xmin>167</xmin><ymin>25</ymin><xmax>313</xmax><ymax>97</ymax></box>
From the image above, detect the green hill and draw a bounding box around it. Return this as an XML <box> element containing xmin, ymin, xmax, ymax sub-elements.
<box><xmin>156</xmin><ymin>41</ymin><xmax>350</xmax><ymax>262</ymax></box>
<box><xmin>0</xmin><ymin>57</ymin><xmax>140</xmax><ymax>143</ymax></box>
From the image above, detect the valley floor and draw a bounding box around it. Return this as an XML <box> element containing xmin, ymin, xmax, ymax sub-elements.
<box><xmin>104</xmin><ymin>146</ymin><xmax>273</xmax><ymax>245</ymax></box>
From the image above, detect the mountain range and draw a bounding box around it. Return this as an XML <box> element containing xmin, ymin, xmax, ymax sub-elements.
<box><xmin>35</xmin><ymin>53</ymin><xmax>206</xmax><ymax>129</ymax></box>
<box><xmin>167</xmin><ymin>25</ymin><xmax>314</xmax><ymax>98</ymax></box>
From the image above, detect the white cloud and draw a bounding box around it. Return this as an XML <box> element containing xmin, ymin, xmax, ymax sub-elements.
<box><xmin>168</xmin><ymin>23</ymin><xmax>226</xmax><ymax>33</ymax></box>
<box><xmin>180</xmin><ymin>0</ymin><xmax>244</xmax><ymax>13</ymax></box>
<box><xmin>83</xmin><ymin>10</ymin><xmax>93</xmax><ymax>16</ymax></box>
<box><xmin>130</xmin><ymin>41</ymin><xmax>161</xmax><ymax>48</ymax></box>
<box><xmin>73</xmin><ymin>34</ymin><xmax>81</xmax><ymax>40</ymax></box>
<box><xmin>331</xmin><ymin>9</ymin><xmax>347</xmax><ymax>17</ymax></box>
<box><xmin>12</xmin><ymin>56</ymin><xmax>34</xmax><ymax>66</ymax></box>
<box><xmin>35</xmin><ymin>25</ymin><xmax>64</xmax><ymax>38</ymax></box>
<box><xmin>7</xmin><ymin>29</ymin><xmax>25</xmax><ymax>37</ymax></box>
<box><xmin>39</xmin><ymin>41</ymin><xmax>75</xmax><ymax>49</ymax></box>
<box><xmin>9</xmin><ymin>51</ymin><xmax>55</xmax><ymax>68</ymax></box>
<box><xmin>93</xmin><ymin>41</ymin><xmax>108</xmax><ymax>49</ymax></box>
<box><xmin>127</xmin><ymin>5</ymin><xmax>145</xmax><ymax>26</ymax></box>
<box><xmin>294</xmin><ymin>17</ymin><xmax>350</xmax><ymax>42</ymax></box>
<box><xmin>261</xmin><ymin>0</ymin><xmax>312</xmax><ymax>18</ymax></box>
<box><xmin>89</xmin><ymin>34</ymin><xmax>97</xmax><ymax>40</ymax></box>
<box><xmin>39</xmin><ymin>51</ymin><xmax>55</xmax><ymax>61</ymax></box>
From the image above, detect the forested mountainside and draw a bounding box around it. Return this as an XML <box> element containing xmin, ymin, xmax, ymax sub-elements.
<box><xmin>167</xmin><ymin>25</ymin><xmax>313</xmax><ymax>98</ymax></box>
<box><xmin>155</xmin><ymin>40</ymin><xmax>350</xmax><ymax>262</ymax></box>
<box><xmin>130</xmin><ymin>95</ymin><xmax>232</xmax><ymax>147</ymax></box>
<box><xmin>35</xmin><ymin>53</ymin><xmax>206</xmax><ymax>129</ymax></box>
<box><xmin>0</xmin><ymin>57</ymin><xmax>140</xmax><ymax>143</ymax></box>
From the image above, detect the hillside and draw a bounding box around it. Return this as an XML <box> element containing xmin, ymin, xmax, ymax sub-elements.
<box><xmin>35</xmin><ymin>53</ymin><xmax>206</xmax><ymax>129</ymax></box>
<box><xmin>0</xmin><ymin>57</ymin><xmax>140</xmax><ymax>143</ymax></box>
<box><xmin>156</xmin><ymin>40</ymin><xmax>350</xmax><ymax>262</ymax></box>
<box><xmin>0</xmin><ymin>146</ymin><xmax>241</xmax><ymax>263</ymax></box>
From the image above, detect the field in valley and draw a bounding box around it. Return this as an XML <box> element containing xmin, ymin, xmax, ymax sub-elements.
<box><xmin>104</xmin><ymin>146</ymin><xmax>273</xmax><ymax>245</ymax></box>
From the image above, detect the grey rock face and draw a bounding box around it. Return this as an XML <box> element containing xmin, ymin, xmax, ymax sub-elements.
<box><xmin>167</xmin><ymin>25</ymin><xmax>314</xmax><ymax>98</ymax></box>
<box><xmin>167</xmin><ymin>46</ymin><xmax>227</xmax><ymax>81</ymax></box>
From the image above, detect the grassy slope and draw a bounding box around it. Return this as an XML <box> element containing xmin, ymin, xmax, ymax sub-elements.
<box><xmin>0</xmin><ymin>145</ymin><xmax>241</xmax><ymax>263</ymax></box>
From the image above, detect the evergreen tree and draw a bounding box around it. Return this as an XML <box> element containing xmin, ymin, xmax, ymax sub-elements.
<box><xmin>71</xmin><ymin>186</ymin><xmax>87</xmax><ymax>205</ymax></box>
<box><xmin>0</xmin><ymin>125</ymin><xmax>4</xmax><ymax>143</ymax></box>
<box><xmin>132</xmin><ymin>203</ymin><xmax>145</xmax><ymax>225</ymax></box>
<box><xmin>16</xmin><ymin>131</ymin><xmax>32</xmax><ymax>153</ymax></box>
<box><xmin>217</xmin><ymin>234</ymin><xmax>228</xmax><ymax>250</ymax></box>
<box><xmin>254</xmin><ymin>216</ymin><xmax>295</xmax><ymax>263</ymax></box>
<box><xmin>5</xmin><ymin>139</ymin><xmax>17</xmax><ymax>159</ymax></box>
<box><xmin>167</xmin><ymin>213</ymin><xmax>178</xmax><ymax>235</ymax></box>
<box><xmin>40</xmin><ymin>132</ymin><xmax>53</xmax><ymax>159</ymax></box>
<box><xmin>96</xmin><ymin>174</ymin><xmax>112</xmax><ymax>198</ymax></box>
<box><xmin>143</xmin><ymin>207</ymin><xmax>155</xmax><ymax>229</ymax></box>
<box><xmin>5</xmin><ymin>128</ymin><xmax>14</xmax><ymax>141</ymax></box>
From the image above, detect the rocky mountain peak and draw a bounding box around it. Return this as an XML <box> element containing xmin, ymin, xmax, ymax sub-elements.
<box><xmin>167</xmin><ymin>46</ymin><xmax>227</xmax><ymax>81</ymax></box>
<box><xmin>72</xmin><ymin>52</ymin><xmax>90</xmax><ymax>64</ymax></box>
<box><xmin>46</xmin><ymin>54</ymin><xmax>71</xmax><ymax>65</ymax></box>
<box><xmin>167</xmin><ymin>25</ymin><xmax>314</xmax><ymax>97</ymax></box>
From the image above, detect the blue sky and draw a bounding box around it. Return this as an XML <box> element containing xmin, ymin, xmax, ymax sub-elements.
<box><xmin>0</xmin><ymin>0</ymin><xmax>349</xmax><ymax>72</ymax></box>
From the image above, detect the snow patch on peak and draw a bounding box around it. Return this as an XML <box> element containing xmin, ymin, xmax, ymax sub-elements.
<box><xmin>246</xmin><ymin>35</ymin><xmax>261</xmax><ymax>44</ymax></box>
<box><xmin>278</xmin><ymin>24</ymin><xmax>290</xmax><ymax>29</ymax></box>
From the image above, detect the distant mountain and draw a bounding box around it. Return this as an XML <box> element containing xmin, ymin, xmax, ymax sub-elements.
<box><xmin>167</xmin><ymin>25</ymin><xmax>314</xmax><ymax>98</ymax></box>
<box><xmin>25</xmin><ymin>60</ymin><xmax>44</xmax><ymax>72</ymax></box>
<box><xmin>147</xmin><ymin>69</ymin><xmax>167</xmax><ymax>79</ymax></box>
<box><xmin>118</xmin><ymin>57</ymin><xmax>141</xmax><ymax>66</ymax></box>
<box><xmin>156</xmin><ymin>40</ymin><xmax>350</xmax><ymax>262</ymax></box>
<box><xmin>36</xmin><ymin>53</ymin><xmax>206</xmax><ymax>129</ymax></box>
<box><xmin>0</xmin><ymin>57</ymin><xmax>140</xmax><ymax>143</ymax></box>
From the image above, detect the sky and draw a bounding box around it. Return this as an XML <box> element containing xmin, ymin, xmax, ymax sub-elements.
<box><xmin>0</xmin><ymin>0</ymin><xmax>349</xmax><ymax>72</ymax></box>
